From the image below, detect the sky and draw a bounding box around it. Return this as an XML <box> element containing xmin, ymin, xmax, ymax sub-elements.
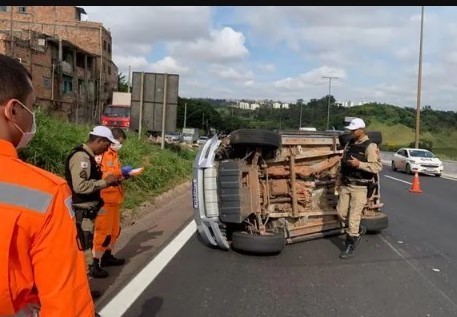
<box><xmin>81</xmin><ymin>6</ymin><xmax>457</xmax><ymax>111</ymax></box>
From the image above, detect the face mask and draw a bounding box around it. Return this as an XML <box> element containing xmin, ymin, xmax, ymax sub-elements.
<box><xmin>110</xmin><ymin>142</ymin><xmax>122</xmax><ymax>151</ymax></box>
<box><xmin>6</xmin><ymin>100</ymin><xmax>36</xmax><ymax>149</ymax></box>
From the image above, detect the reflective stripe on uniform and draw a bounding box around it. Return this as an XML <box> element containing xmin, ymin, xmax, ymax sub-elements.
<box><xmin>0</xmin><ymin>182</ymin><xmax>52</xmax><ymax>214</ymax></box>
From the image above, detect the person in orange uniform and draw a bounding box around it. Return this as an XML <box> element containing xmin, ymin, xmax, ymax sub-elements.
<box><xmin>0</xmin><ymin>54</ymin><xmax>96</xmax><ymax>316</ymax></box>
<box><xmin>94</xmin><ymin>128</ymin><xmax>128</xmax><ymax>267</ymax></box>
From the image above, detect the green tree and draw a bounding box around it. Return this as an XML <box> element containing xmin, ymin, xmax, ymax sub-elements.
<box><xmin>117</xmin><ymin>72</ymin><xmax>130</xmax><ymax>92</ymax></box>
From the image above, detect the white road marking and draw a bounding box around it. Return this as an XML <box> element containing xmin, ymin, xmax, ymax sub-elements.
<box><xmin>379</xmin><ymin>235</ymin><xmax>457</xmax><ymax>311</ymax></box>
<box><xmin>98</xmin><ymin>220</ymin><xmax>197</xmax><ymax>317</ymax></box>
<box><xmin>384</xmin><ymin>175</ymin><xmax>412</xmax><ymax>185</ymax></box>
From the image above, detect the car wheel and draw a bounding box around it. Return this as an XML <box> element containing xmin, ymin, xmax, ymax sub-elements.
<box><xmin>231</xmin><ymin>228</ymin><xmax>285</xmax><ymax>255</ymax></box>
<box><xmin>405</xmin><ymin>164</ymin><xmax>412</xmax><ymax>175</ymax></box>
<box><xmin>435</xmin><ymin>173</ymin><xmax>441</xmax><ymax>177</ymax></box>
<box><xmin>360</xmin><ymin>212</ymin><xmax>389</xmax><ymax>234</ymax></box>
<box><xmin>391</xmin><ymin>161</ymin><xmax>397</xmax><ymax>171</ymax></box>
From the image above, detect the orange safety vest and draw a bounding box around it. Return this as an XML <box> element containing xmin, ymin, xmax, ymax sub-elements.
<box><xmin>0</xmin><ymin>140</ymin><xmax>94</xmax><ymax>317</ymax></box>
<box><xmin>98</xmin><ymin>147</ymin><xmax>124</xmax><ymax>205</ymax></box>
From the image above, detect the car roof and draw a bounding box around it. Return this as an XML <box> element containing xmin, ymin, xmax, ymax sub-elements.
<box><xmin>399</xmin><ymin>148</ymin><xmax>431</xmax><ymax>152</ymax></box>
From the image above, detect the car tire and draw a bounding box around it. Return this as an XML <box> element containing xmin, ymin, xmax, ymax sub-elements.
<box><xmin>405</xmin><ymin>164</ymin><xmax>412</xmax><ymax>175</ymax></box>
<box><xmin>230</xmin><ymin>129</ymin><xmax>282</xmax><ymax>149</ymax></box>
<box><xmin>231</xmin><ymin>228</ymin><xmax>285</xmax><ymax>255</ymax></box>
<box><xmin>391</xmin><ymin>161</ymin><xmax>397</xmax><ymax>171</ymax></box>
<box><xmin>360</xmin><ymin>212</ymin><xmax>389</xmax><ymax>234</ymax></box>
<box><xmin>338</xmin><ymin>131</ymin><xmax>383</xmax><ymax>148</ymax></box>
<box><xmin>435</xmin><ymin>173</ymin><xmax>441</xmax><ymax>177</ymax></box>
<box><xmin>366</xmin><ymin>131</ymin><xmax>383</xmax><ymax>145</ymax></box>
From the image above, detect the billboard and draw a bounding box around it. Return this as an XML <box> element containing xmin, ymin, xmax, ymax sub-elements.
<box><xmin>130</xmin><ymin>72</ymin><xmax>179</xmax><ymax>133</ymax></box>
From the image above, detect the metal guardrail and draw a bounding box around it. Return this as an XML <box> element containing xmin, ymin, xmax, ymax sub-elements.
<box><xmin>380</xmin><ymin>151</ymin><xmax>457</xmax><ymax>179</ymax></box>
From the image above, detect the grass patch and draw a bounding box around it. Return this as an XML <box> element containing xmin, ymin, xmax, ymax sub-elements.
<box><xmin>368</xmin><ymin>119</ymin><xmax>457</xmax><ymax>160</ymax></box>
<box><xmin>19</xmin><ymin>110</ymin><xmax>197</xmax><ymax>214</ymax></box>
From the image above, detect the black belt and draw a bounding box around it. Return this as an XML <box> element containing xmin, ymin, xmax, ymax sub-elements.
<box><xmin>343</xmin><ymin>178</ymin><xmax>372</xmax><ymax>187</ymax></box>
<box><xmin>74</xmin><ymin>207</ymin><xmax>99</xmax><ymax>220</ymax></box>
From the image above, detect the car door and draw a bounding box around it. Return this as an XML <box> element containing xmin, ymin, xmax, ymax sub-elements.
<box><xmin>401</xmin><ymin>149</ymin><xmax>411</xmax><ymax>171</ymax></box>
<box><xmin>396</xmin><ymin>149</ymin><xmax>407</xmax><ymax>171</ymax></box>
<box><xmin>393</xmin><ymin>149</ymin><xmax>404</xmax><ymax>171</ymax></box>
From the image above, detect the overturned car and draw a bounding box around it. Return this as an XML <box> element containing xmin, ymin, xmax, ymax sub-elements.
<box><xmin>192</xmin><ymin>129</ymin><xmax>387</xmax><ymax>254</ymax></box>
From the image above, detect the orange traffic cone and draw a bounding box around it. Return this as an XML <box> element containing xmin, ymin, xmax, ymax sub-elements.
<box><xmin>409</xmin><ymin>172</ymin><xmax>422</xmax><ymax>193</ymax></box>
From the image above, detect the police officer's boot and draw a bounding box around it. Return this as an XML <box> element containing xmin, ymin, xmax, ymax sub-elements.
<box><xmin>339</xmin><ymin>235</ymin><xmax>357</xmax><ymax>259</ymax></box>
<box><xmin>100</xmin><ymin>249</ymin><xmax>125</xmax><ymax>267</ymax></box>
<box><xmin>343</xmin><ymin>225</ymin><xmax>366</xmax><ymax>247</ymax></box>
<box><xmin>88</xmin><ymin>258</ymin><xmax>109</xmax><ymax>278</ymax></box>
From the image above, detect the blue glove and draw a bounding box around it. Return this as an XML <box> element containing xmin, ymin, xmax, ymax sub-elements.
<box><xmin>121</xmin><ymin>165</ymin><xmax>134</xmax><ymax>177</ymax></box>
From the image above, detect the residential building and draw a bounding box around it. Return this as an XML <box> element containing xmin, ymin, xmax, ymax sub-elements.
<box><xmin>0</xmin><ymin>6</ymin><xmax>118</xmax><ymax>123</ymax></box>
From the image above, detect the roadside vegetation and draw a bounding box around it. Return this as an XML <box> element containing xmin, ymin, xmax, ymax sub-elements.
<box><xmin>19</xmin><ymin>110</ymin><xmax>197</xmax><ymax>214</ymax></box>
<box><xmin>179</xmin><ymin>96</ymin><xmax>457</xmax><ymax>160</ymax></box>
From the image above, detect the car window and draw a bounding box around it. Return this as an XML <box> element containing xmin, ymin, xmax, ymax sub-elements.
<box><xmin>410</xmin><ymin>150</ymin><xmax>435</xmax><ymax>158</ymax></box>
<box><xmin>397</xmin><ymin>149</ymin><xmax>406</xmax><ymax>157</ymax></box>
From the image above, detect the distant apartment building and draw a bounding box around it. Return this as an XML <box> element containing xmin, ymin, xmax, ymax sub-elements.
<box><xmin>336</xmin><ymin>100</ymin><xmax>368</xmax><ymax>108</ymax></box>
<box><xmin>272</xmin><ymin>102</ymin><xmax>289</xmax><ymax>109</ymax></box>
<box><xmin>0</xmin><ymin>6</ymin><xmax>118</xmax><ymax>123</ymax></box>
<box><xmin>236</xmin><ymin>101</ymin><xmax>259</xmax><ymax>110</ymax></box>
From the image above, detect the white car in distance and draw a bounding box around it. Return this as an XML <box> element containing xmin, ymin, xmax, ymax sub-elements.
<box><xmin>392</xmin><ymin>148</ymin><xmax>444</xmax><ymax>177</ymax></box>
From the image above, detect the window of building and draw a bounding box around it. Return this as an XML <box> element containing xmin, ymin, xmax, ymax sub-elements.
<box><xmin>43</xmin><ymin>77</ymin><xmax>51</xmax><ymax>89</ymax></box>
<box><xmin>108</xmin><ymin>43</ymin><xmax>111</xmax><ymax>55</ymax></box>
<box><xmin>103</xmin><ymin>62</ymin><xmax>106</xmax><ymax>72</ymax></box>
<box><xmin>0</xmin><ymin>6</ymin><xmax>8</xmax><ymax>12</ymax></box>
<box><xmin>108</xmin><ymin>65</ymin><xmax>111</xmax><ymax>75</ymax></box>
<box><xmin>63</xmin><ymin>75</ymin><xmax>73</xmax><ymax>93</ymax></box>
<box><xmin>18</xmin><ymin>6</ymin><xmax>27</xmax><ymax>14</ymax></box>
<box><xmin>103</xmin><ymin>40</ymin><xmax>107</xmax><ymax>51</ymax></box>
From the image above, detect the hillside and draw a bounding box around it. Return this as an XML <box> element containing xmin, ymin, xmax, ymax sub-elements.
<box><xmin>367</xmin><ymin>119</ymin><xmax>457</xmax><ymax>159</ymax></box>
<box><xmin>176</xmin><ymin>96</ymin><xmax>457</xmax><ymax>160</ymax></box>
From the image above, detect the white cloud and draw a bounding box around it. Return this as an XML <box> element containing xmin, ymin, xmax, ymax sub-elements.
<box><xmin>210</xmin><ymin>65</ymin><xmax>254</xmax><ymax>81</ymax></box>
<box><xmin>274</xmin><ymin>66</ymin><xmax>346</xmax><ymax>90</ymax></box>
<box><xmin>168</xmin><ymin>27</ymin><xmax>249</xmax><ymax>62</ymax></box>
<box><xmin>258</xmin><ymin>64</ymin><xmax>276</xmax><ymax>72</ymax></box>
<box><xmin>79</xmin><ymin>6</ymin><xmax>457</xmax><ymax>110</ymax></box>
<box><xmin>150</xmin><ymin>57</ymin><xmax>189</xmax><ymax>74</ymax></box>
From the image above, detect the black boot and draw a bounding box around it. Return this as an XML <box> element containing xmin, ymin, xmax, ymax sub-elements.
<box><xmin>88</xmin><ymin>258</ymin><xmax>109</xmax><ymax>278</ymax></box>
<box><xmin>343</xmin><ymin>225</ymin><xmax>366</xmax><ymax>247</ymax></box>
<box><xmin>100</xmin><ymin>250</ymin><xmax>125</xmax><ymax>267</ymax></box>
<box><xmin>95</xmin><ymin>313</ymin><xmax>101</xmax><ymax>317</ymax></box>
<box><xmin>340</xmin><ymin>235</ymin><xmax>357</xmax><ymax>259</ymax></box>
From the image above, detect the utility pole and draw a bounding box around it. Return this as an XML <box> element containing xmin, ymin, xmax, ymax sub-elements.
<box><xmin>415</xmin><ymin>6</ymin><xmax>424</xmax><ymax>149</ymax></box>
<box><xmin>183</xmin><ymin>102</ymin><xmax>187</xmax><ymax>128</ymax></box>
<box><xmin>127</xmin><ymin>65</ymin><xmax>131</xmax><ymax>93</ymax></box>
<box><xmin>322</xmin><ymin>76</ymin><xmax>339</xmax><ymax>130</ymax></box>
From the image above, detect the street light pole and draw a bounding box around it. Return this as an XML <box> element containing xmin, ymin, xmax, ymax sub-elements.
<box><xmin>414</xmin><ymin>6</ymin><xmax>424</xmax><ymax>149</ymax></box>
<box><xmin>322</xmin><ymin>76</ymin><xmax>339</xmax><ymax>130</ymax></box>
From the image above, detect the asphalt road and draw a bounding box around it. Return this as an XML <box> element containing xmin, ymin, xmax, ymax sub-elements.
<box><xmin>118</xmin><ymin>167</ymin><xmax>457</xmax><ymax>317</ymax></box>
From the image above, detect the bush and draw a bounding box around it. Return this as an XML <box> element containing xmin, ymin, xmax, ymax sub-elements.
<box><xmin>19</xmin><ymin>110</ymin><xmax>197</xmax><ymax>211</ymax></box>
